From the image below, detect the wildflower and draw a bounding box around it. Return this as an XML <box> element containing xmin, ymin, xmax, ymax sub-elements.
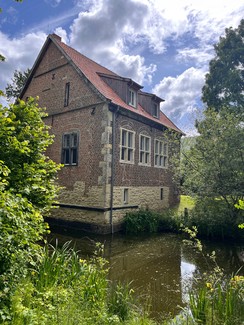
<box><xmin>206</xmin><ymin>282</ymin><xmax>212</xmax><ymax>289</ymax></box>
<box><xmin>206</xmin><ymin>282</ymin><xmax>214</xmax><ymax>291</ymax></box>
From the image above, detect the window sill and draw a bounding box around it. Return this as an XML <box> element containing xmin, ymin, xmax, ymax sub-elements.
<box><xmin>138</xmin><ymin>162</ymin><xmax>151</xmax><ymax>167</ymax></box>
<box><xmin>154</xmin><ymin>165</ymin><xmax>168</xmax><ymax>169</ymax></box>
<box><xmin>119</xmin><ymin>160</ymin><xmax>135</xmax><ymax>165</ymax></box>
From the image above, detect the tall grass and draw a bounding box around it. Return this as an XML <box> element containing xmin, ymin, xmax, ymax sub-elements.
<box><xmin>123</xmin><ymin>209</ymin><xmax>160</xmax><ymax>234</ymax></box>
<box><xmin>9</xmin><ymin>241</ymin><xmax>155</xmax><ymax>325</ymax></box>
<box><xmin>187</xmin><ymin>275</ymin><xmax>244</xmax><ymax>325</ymax></box>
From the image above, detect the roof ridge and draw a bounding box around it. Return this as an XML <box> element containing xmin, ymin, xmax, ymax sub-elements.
<box><xmin>50</xmin><ymin>34</ymin><xmax>119</xmax><ymax>77</ymax></box>
<box><xmin>49</xmin><ymin>34</ymin><xmax>183</xmax><ymax>134</ymax></box>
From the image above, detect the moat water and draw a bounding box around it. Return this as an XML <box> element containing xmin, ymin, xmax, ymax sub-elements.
<box><xmin>48</xmin><ymin>226</ymin><xmax>244</xmax><ymax>321</ymax></box>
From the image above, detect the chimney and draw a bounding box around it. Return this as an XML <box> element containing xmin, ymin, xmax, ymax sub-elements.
<box><xmin>51</xmin><ymin>34</ymin><xmax>62</xmax><ymax>42</ymax></box>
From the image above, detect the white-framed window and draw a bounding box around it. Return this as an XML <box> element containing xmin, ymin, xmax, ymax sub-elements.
<box><xmin>154</xmin><ymin>139</ymin><xmax>168</xmax><ymax>168</ymax></box>
<box><xmin>152</xmin><ymin>103</ymin><xmax>159</xmax><ymax>118</ymax></box>
<box><xmin>139</xmin><ymin>134</ymin><xmax>151</xmax><ymax>166</ymax></box>
<box><xmin>120</xmin><ymin>128</ymin><xmax>135</xmax><ymax>163</ymax></box>
<box><xmin>123</xmin><ymin>188</ymin><xmax>129</xmax><ymax>204</ymax></box>
<box><xmin>129</xmin><ymin>89</ymin><xmax>136</xmax><ymax>107</ymax></box>
<box><xmin>61</xmin><ymin>132</ymin><xmax>78</xmax><ymax>165</ymax></box>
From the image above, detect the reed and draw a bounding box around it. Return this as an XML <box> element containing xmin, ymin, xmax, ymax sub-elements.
<box><xmin>9</xmin><ymin>241</ymin><xmax>155</xmax><ymax>325</ymax></box>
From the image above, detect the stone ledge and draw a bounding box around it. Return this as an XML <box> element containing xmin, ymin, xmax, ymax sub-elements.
<box><xmin>46</xmin><ymin>216</ymin><xmax>123</xmax><ymax>234</ymax></box>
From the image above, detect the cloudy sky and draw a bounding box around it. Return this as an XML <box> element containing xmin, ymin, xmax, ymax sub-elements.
<box><xmin>0</xmin><ymin>0</ymin><xmax>243</xmax><ymax>135</ymax></box>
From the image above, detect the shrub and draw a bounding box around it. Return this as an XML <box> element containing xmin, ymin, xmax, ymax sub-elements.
<box><xmin>184</xmin><ymin>198</ymin><xmax>244</xmax><ymax>240</ymax></box>
<box><xmin>158</xmin><ymin>209</ymin><xmax>179</xmax><ymax>232</ymax></box>
<box><xmin>123</xmin><ymin>209</ymin><xmax>160</xmax><ymax>234</ymax></box>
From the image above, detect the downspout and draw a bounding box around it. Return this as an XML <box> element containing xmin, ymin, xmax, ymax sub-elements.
<box><xmin>109</xmin><ymin>105</ymin><xmax>118</xmax><ymax>234</ymax></box>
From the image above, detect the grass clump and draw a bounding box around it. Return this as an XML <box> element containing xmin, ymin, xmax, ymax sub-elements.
<box><xmin>124</xmin><ymin>209</ymin><xmax>160</xmax><ymax>234</ymax></box>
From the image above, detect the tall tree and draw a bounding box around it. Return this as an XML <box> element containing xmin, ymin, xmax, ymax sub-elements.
<box><xmin>202</xmin><ymin>19</ymin><xmax>244</xmax><ymax>114</ymax></box>
<box><xmin>182</xmin><ymin>108</ymin><xmax>244</xmax><ymax>216</ymax></box>
<box><xmin>5</xmin><ymin>68</ymin><xmax>30</xmax><ymax>101</ymax></box>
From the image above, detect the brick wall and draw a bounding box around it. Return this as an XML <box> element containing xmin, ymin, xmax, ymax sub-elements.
<box><xmin>23</xmin><ymin>42</ymin><xmax>103</xmax><ymax>114</ymax></box>
<box><xmin>21</xmin><ymin>40</ymin><xmax>179</xmax><ymax>232</ymax></box>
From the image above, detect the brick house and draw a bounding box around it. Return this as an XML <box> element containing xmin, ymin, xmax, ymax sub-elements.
<box><xmin>20</xmin><ymin>34</ymin><xmax>183</xmax><ymax>233</ymax></box>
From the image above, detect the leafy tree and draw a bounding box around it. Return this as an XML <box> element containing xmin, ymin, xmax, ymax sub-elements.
<box><xmin>5</xmin><ymin>69</ymin><xmax>30</xmax><ymax>100</ymax></box>
<box><xmin>182</xmin><ymin>109</ymin><xmax>244</xmax><ymax>218</ymax></box>
<box><xmin>202</xmin><ymin>19</ymin><xmax>244</xmax><ymax>114</ymax></box>
<box><xmin>0</xmin><ymin>97</ymin><xmax>60</xmax><ymax>319</ymax></box>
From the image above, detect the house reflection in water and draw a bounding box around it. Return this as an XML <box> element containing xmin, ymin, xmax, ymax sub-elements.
<box><xmin>106</xmin><ymin>234</ymin><xmax>183</xmax><ymax>319</ymax></box>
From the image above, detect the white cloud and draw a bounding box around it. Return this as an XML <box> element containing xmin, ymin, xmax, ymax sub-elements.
<box><xmin>176</xmin><ymin>46</ymin><xmax>214</xmax><ymax>68</ymax></box>
<box><xmin>54</xmin><ymin>27</ymin><xmax>68</xmax><ymax>43</ymax></box>
<box><xmin>153</xmin><ymin>67</ymin><xmax>206</xmax><ymax>121</ymax></box>
<box><xmin>69</xmin><ymin>0</ymin><xmax>156</xmax><ymax>85</ymax></box>
<box><xmin>0</xmin><ymin>32</ymin><xmax>46</xmax><ymax>100</ymax></box>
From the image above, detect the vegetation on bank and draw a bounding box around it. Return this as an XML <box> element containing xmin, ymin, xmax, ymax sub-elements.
<box><xmin>8</xmin><ymin>242</ymin><xmax>156</xmax><ymax>325</ymax></box>
<box><xmin>123</xmin><ymin>195</ymin><xmax>244</xmax><ymax>241</ymax></box>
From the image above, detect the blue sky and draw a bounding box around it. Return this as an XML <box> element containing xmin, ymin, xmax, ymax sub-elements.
<box><xmin>0</xmin><ymin>0</ymin><xmax>243</xmax><ymax>135</ymax></box>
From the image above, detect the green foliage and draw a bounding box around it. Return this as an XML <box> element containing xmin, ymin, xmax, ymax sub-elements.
<box><xmin>108</xmin><ymin>282</ymin><xmax>135</xmax><ymax>321</ymax></box>
<box><xmin>123</xmin><ymin>209</ymin><xmax>160</xmax><ymax>234</ymax></box>
<box><xmin>8</xmin><ymin>242</ymin><xmax>154</xmax><ymax>325</ymax></box>
<box><xmin>202</xmin><ymin>19</ymin><xmax>244</xmax><ymax>114</ymax></box>
<box><xmin>0</xmin><ymin>97</ymin><xmax>60</xmax><ymax>320</ymax></box>
<box><xmin>5</xmin><ymin>69</ymin><xmax>31</xmax><ymax>101</ymax></box>
<box><xmin>182</xmin><ymin>108</ymin><xmax>244</xmax><ymax>217</ymax></box>
<box><xmin>188</xmin><ymin>275</ymin><xmax>244</xmax><ymax>325</ymax></box>
<box><xmin>182</xmin><ymin>198</ymin><xmax>244</xmax><ymax>240</ymax></box>
<box><xmin>123</xmin><ymin>209</ymin><xmax>180</xmax><ymax>234</ymax></box>
<box><xmin>9</xmin><ymin>242</ymin><xmax>108</xmax><ymax>324</ymax></box>
<box><xmin>0</xmin><ymin>97</ymin><xmax>60</xmax><ymax>212</ymax></box>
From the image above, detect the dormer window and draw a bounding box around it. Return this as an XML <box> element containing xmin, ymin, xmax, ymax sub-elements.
<box><xmin>129</xmin><ymin>89</ymin><xmax>136</xmax><ymax>107</ymax></box>
<box><xmin>153</xmin><ymin>103</ymin><xmax>159</xmax><ymax>118</ymax></box>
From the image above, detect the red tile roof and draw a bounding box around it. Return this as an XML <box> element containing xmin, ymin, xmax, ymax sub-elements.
<box><xmin>51</xmin><ymin>34</ymin><xmax>183</xmax><ymax>134</ymax></box>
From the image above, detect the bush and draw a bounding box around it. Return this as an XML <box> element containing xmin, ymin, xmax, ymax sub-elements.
<box><xmin>158</xmin><ymin>210</ymin><xmax>179</xmax><ymax>232</ymax></box>
<box><xmin>123</xmin><ymin>209</ymin><xmax>160</xmax><ymax>234</ymax></box>
<box><xmin>184</xmin><ymin>198</ymin><xmax>244</xmax><ymax>240</ymax></box>
<box><xmin>123</xmin><ymin>209</ymin><xmax>180</xmax><ymax>235</ymax></box>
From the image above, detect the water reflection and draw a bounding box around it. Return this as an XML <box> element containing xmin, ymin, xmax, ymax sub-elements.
<box><xmin>47</xmin><ymin>227</ymin><xmax>244</xmax><ymax>321</ymax></box>
<box><xmin>181</xmin><ymin>260</ymin><xmax>196</xmax><ymax>304</ymax></box>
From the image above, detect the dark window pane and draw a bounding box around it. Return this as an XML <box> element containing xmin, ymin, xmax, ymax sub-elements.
<box><xmin>72</xmin><ymin>133</ymin><xmax>78</xmax><ymax>147</ymax></box>
<box><xmin>64</xmin><ymin>134</ymin><xmax>70</xmax><ymax>147</ymax></box>
<box><xmin>128</xmin><ymin>149</ymin><xmax>132</xmax><ymax>161</ymax></box>
<box><xmin>64</xmin><ymin>82</ymin><xmax>70</xmax><ymax>106</ymax></box>
<box><xmin>122</xmin><ymin>130</ymin><xmax>126</xmax><ymax>146</ymax></box>
<box><xmin>64</xmin><ymin>148</ymin><xmax>70</xmax><ymax>164</ymax></box>
<box><xmin>72</xmin><ymin>148</ymin><xmax>77</xmax><ymax>164</ymax></box>
<box><xmin>121</xmin><ymin>148</ymin><xmax>125</xmax><ymax>160</ymax></box>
